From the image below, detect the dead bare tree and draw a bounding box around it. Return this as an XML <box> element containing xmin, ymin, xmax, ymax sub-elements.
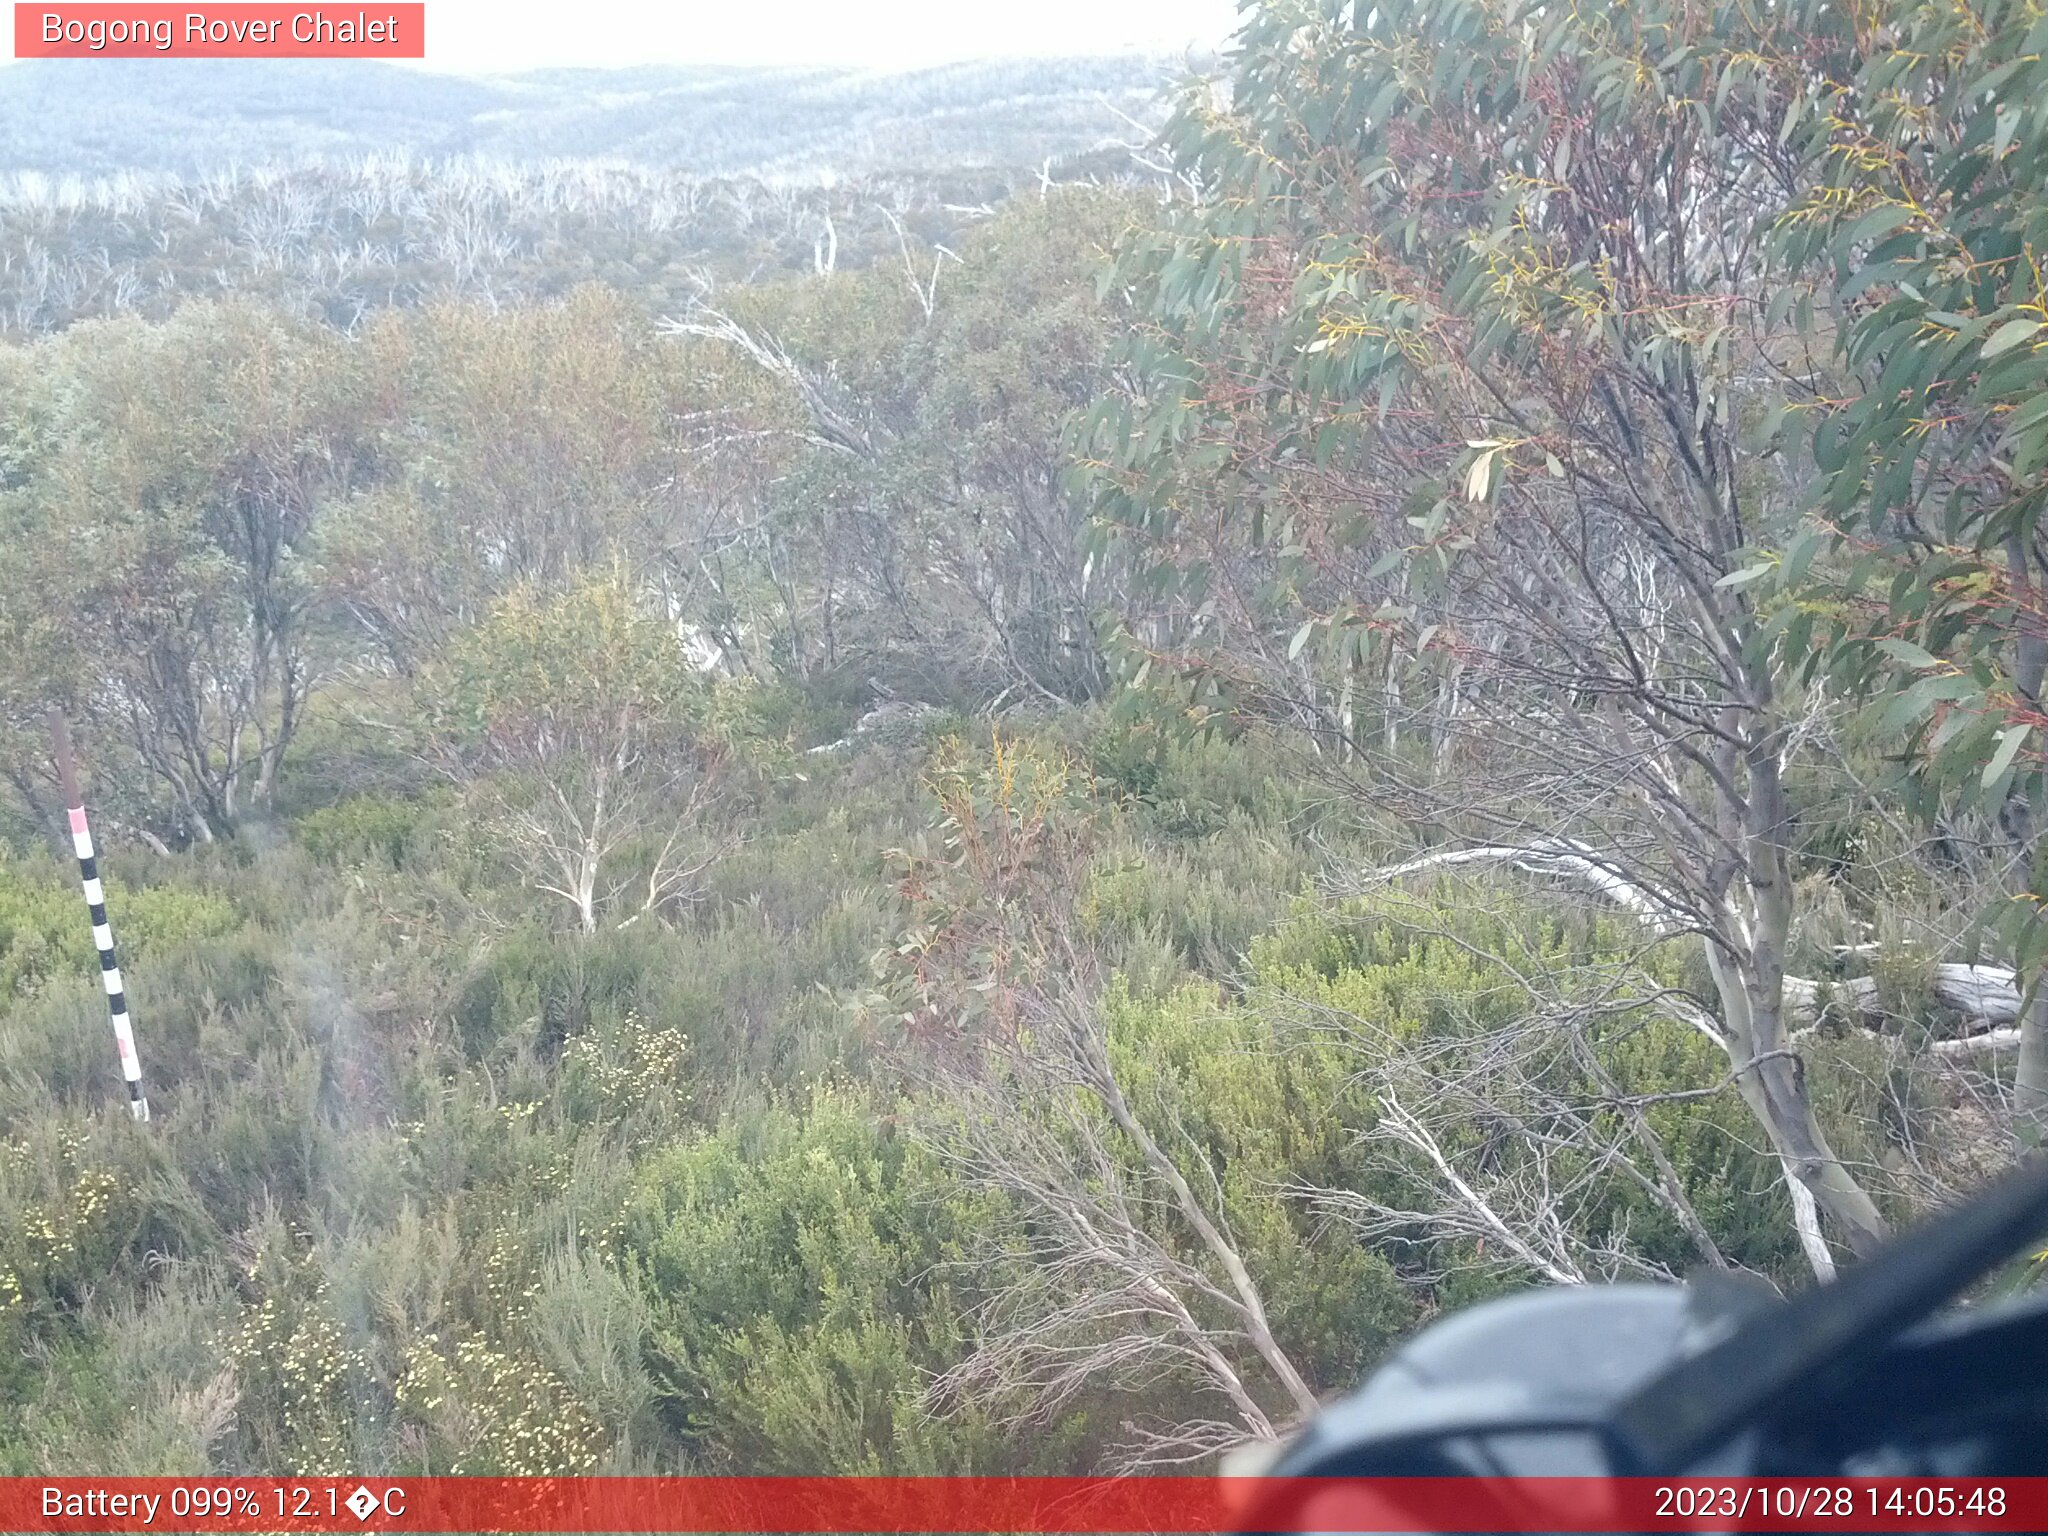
<box><xmin>1265</xmin><ymin>912</ymin><xmax>1752</xmax><ymax>1289</ymax></box>
<box><xmin>915</xmin><ymin>940</ymin><xmax>1317</xmax><ymax>1469</ymax></box>
<box><xmin>481</xmin><ymin>768</ymin><xmax>725</xmax><ymax>936</ymax></box>
<box><xmin>879</xmin><ymin>738</ymin><xmax>1313</xmax><ymax>1466</ymax></box>
<box><xmin>418</xmin><ymin>573</ymin><xmax>728</xmax><ymax>936</ymax></box>
<box><xmin>1302</xmin><ymin>542</ymin><xmax>1896</xmax><ymax>1279</ymax></box>
<box><xmin>662</xmin><ymin>304</ymin><xmax>880</xmax><ymax>461</ymax></box>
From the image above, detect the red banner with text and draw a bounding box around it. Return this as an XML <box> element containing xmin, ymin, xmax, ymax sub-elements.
<box><xmin>5</xmin><ymin>1477</ymin><xmax>2047</xmax><ymax>1533</ymax></box>
<box><xmin>15</xmin><ymin>5</ymin><xmax>424</xmax><ymax>58</ymax></box>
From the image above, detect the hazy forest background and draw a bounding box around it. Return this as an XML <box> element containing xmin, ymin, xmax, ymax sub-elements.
<box><xmin>8</xmin><ymin>0</ymin><xmax>2048</xmax><ymax>1475</ymax></box>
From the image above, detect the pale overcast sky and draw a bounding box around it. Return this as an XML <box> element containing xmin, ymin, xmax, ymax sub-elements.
<box><xmin>408</xmin><ymin>0</ymin><xmax>1244</xmax><ymax>73</ymax></box>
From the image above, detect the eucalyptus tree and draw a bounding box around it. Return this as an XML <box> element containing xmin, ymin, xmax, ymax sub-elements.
<box><xmin>0</xmin><ymin>301</ymin><xmax>374</xmax><ymax>843</ymax></box>
<box><xmin>321</xmin><ymin>288</ymin><xmax>692</xmax><ymax>676</ymax></box>
<box><xmin>1768</xmin><ymin>0</ymin><xmax>2048</xmax><ymax>1146</ymax></box>
<box><xmin>1076</xmin><ymin>0</ymin><xmax>1891</xmax><ymax>1268</ymax></box>
<box><xmin>420</xmin><ymin>570</ymin><xmax>728</xmax><ymax>935</ymax></box>
<box><xmin>667</xmin><ymin>191</ymin><xmax>1135</xmax><ymax>704</ymax></box>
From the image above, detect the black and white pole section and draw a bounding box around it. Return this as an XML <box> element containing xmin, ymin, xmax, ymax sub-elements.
<box><xmin>49</xmin><ymin>711</ymin><xmax>150</xmax><ymax>1121</ymax></box>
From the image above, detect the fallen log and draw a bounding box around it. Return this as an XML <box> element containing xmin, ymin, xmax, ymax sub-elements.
<box><xmin>1365</xmin><ymin>842</ymin><xmax>2024</xmax><ymax>1039</ymax></box>
<box><xmin>1783</xmin><ymin>965</ymin><xmax>2022</xmax><ymax>1033</ymax></box>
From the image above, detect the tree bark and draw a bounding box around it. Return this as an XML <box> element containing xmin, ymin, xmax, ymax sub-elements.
<box><xmin>2017</xmin><ymin>987</ymin><xmax>2048</xmax><ymax>1150</ymax></box>
<box><xmin>1090</xmin><ymin>1053</ymin><xmax>1320</xmax><ymax>1419</ymax></box>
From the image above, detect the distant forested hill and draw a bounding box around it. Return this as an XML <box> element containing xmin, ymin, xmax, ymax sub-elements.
<box><xmin>0</xmin><ymin>56</ymin><xmax>1182</xmax><ymax>178</ymax></box>
<box><xmin>0</xmin><ymin>53</ymin><xmax>1193</xmax><ymax>335</ymax></box>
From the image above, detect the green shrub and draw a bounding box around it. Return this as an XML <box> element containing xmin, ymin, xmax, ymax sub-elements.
<box><xmin>1250</xmin><ymin>891</ymin><xmax>1809</xmax><ymax>1287</ymax></box>
<box><xmin>0</xmin><ymin>858</ymin><xmax>239</xmax><ymax>1000</ymax></box>
<box><xmin>394</xmin><ymin>1331</ymin><xmax>604</xmax><ymax>1475</ymax></box>
<box><xmin>296</xmin><ymin>794</ymin><xmax>442</xmax><ymax>870</ymax></box>
<box><xmin>220</xmin><ymin>1235</ymin><xmax>372</xmax><ymax>1475</ymax></box>
<box><xmin>1096</xmin><ymin>980</ymin><xmax>1418</xmax><ymax>1387</ymax></box>
<box><xmin>0</xmin><ymin>1122</ymin><xmax>137</xmax><ymax>1320</ymax></box>
<box><xmin>624</xmin><ymin>1086</ymin><xmax>1024</xmax><ymax>1473</ymax></box>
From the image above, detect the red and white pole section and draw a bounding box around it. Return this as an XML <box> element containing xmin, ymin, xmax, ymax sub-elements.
<box><xmin>49</xmin><ymin>712</ymin><xmax>149</xmax><ymax>1122</ymax></box>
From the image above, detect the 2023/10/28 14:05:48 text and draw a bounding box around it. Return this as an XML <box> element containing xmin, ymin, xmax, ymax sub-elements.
<box><xmin>1652</xmin><ymin>1483</ymin><xmax>2009</xmax><ymax>1521</ymax></box>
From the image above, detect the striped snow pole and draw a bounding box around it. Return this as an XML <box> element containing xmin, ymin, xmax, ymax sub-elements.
<box><xmin>49</xmin><ymin>712</ymin><xmax>149</xmax><ymax>1122</ymax></box>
